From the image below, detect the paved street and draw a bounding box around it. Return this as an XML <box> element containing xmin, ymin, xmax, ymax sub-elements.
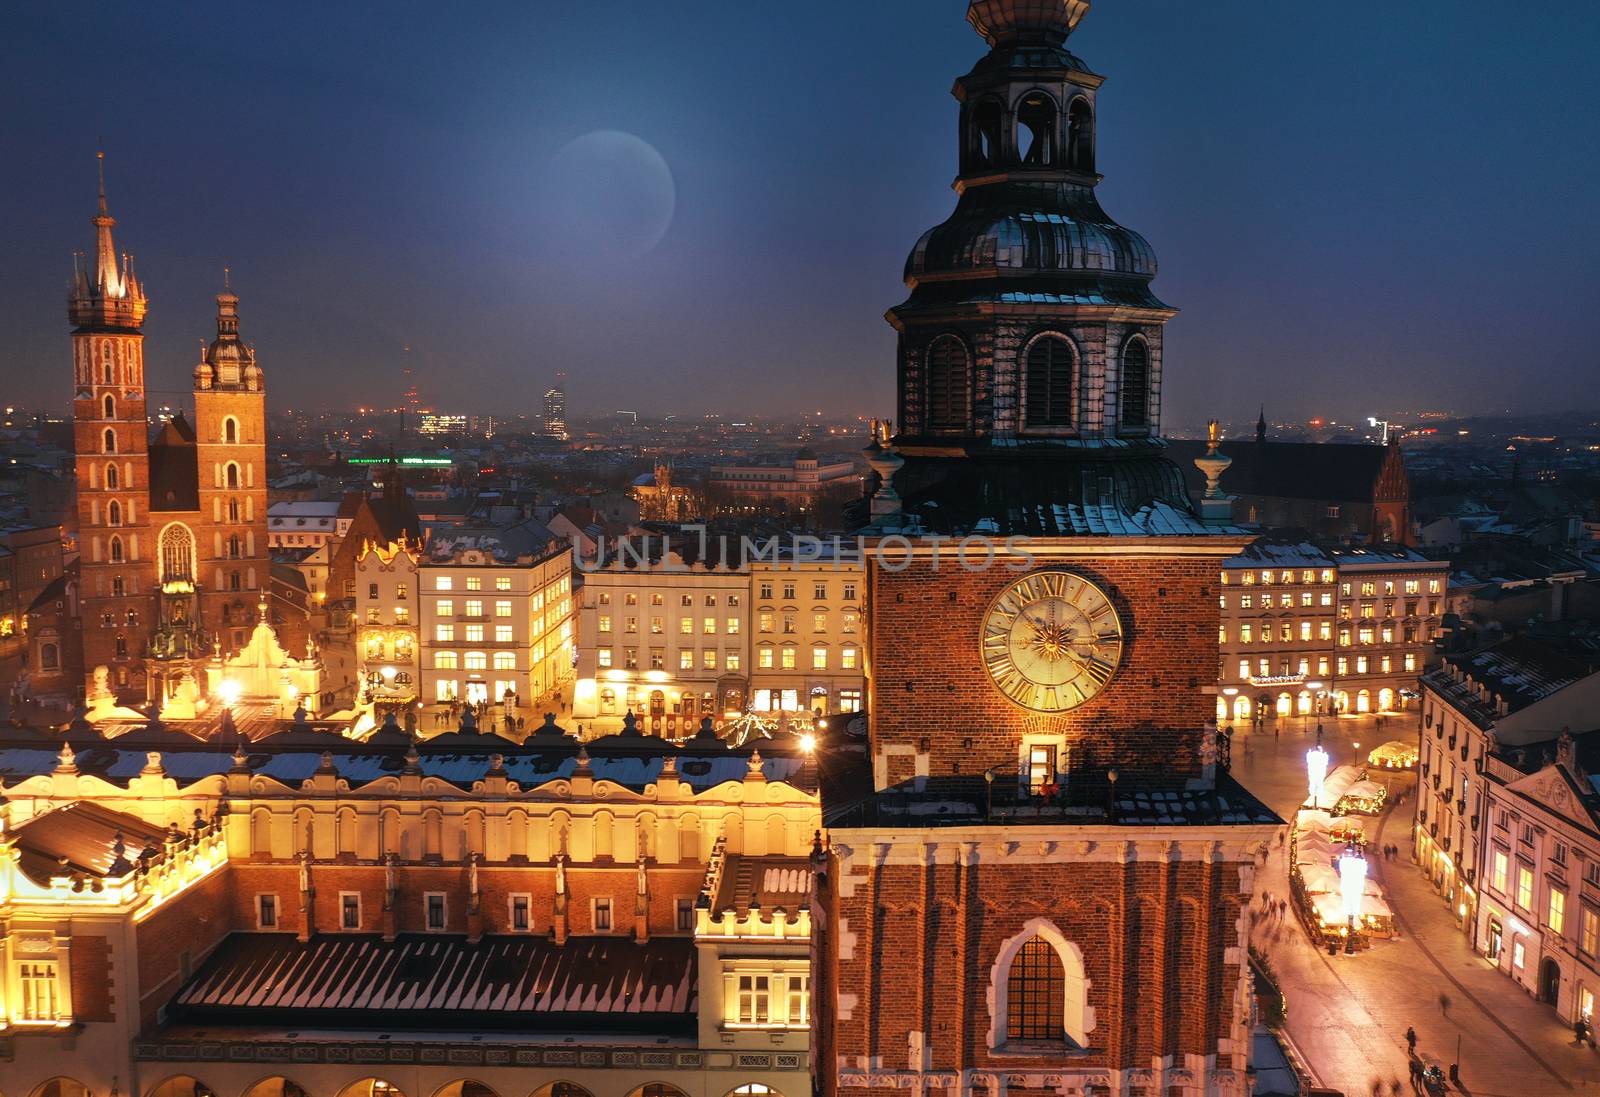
<box><xmin>1233</xmin><ymin>715</ymin><xmax>1600</xmax><ymax>1095</ymax></box>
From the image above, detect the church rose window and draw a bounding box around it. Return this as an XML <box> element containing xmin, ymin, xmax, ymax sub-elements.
<box><xmin>1007</xmin><ymin>936</ymin><xmax>1065</xmax><ymax>1041</ymax></box>
<box><xmin>1024</xmin><ymin>334</ymin><xmax>1076</xmax><ymax>428</ymax></box>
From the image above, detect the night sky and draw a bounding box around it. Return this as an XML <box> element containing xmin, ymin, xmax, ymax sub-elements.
<box><xmin>3</xmin><ymin>1</ymin><xmax>1597</xmax><ymax>426</ymax></box>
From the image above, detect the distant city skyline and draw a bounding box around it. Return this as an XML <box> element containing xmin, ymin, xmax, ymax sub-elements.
<box><xmin>3</xmin><ymin>1</ymin><xmax>1597</xmax><ymax>423</ymax></box>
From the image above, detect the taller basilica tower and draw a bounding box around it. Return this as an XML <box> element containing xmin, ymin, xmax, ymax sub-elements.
<box><xmin>69</xmin><ymin>158</ymin><xmax>271</xmax><ymax>706</ymax></box>
<box><xmin>814</xmin><ymin>5</ymin><xmax>1280</xmax><ymax>1097</ymax></box>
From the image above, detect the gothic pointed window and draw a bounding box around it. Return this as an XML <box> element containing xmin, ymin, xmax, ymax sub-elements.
<box><xmin>1066</xmin><ymin>99</ymin><xmax>1094</xmax><ymax>172</ymax></box>
<box><xmin>1007</xmin><ymin>937</ymin><xmax>1065</xmax><ymax>1041</ymax></box>
<box><xmin>103</xmin><ymin>394</ymin><xmax>115</xmax><ymax>419</ymax></box>
<box><xmin>160</xmin><ymin>523</ymin><xmax>196</xmax><ymax>584</ymax></box>
<box><xmin>1119</xmin><ymin>336</ymin><xmax>1150</xmax><ymax>429</ymax></box>
<box><xmin>925</xmin><ymin>335</ymin><xmax>970</xmax><ymax>432</ymax></box>
<box><xmin>228</xmin><ymin>498</ymin><xmax>240</xmax><ymax>522</ymax></box>
<box><xmin>226</xmin><ymin>462</ymin><xmax>241</xmax><ymax>488</ymax></box>
<box><xmin>1024</xmin><ymin>334</ymin><xmax>1076</xmax><ymax>428</ymax></box>
<box><xmin>105</xmin><ymin>464</ymin><xmax>118</xmax><ymax>490</ymax></box>
<box><xmin>108</xmin><ymin>535</ymin><xmax>124</xmax><ymax>564</ymax></box>
<box><xmin>1017</xmin><ymin>93</ymin><xmax>1057</xmax><ymax>166</ymax></box>
<box><xmin>107</xmin><ymin>500</ymin><xmax>121</xmax><ymax>527</ymax></box>
<box><xmin>224</xmin><ymin>417</ymin><xmax>238</xmax><ymax>443</ymax></box>
<box><xmin>103</xmin><ymin>428</ymin><xmax>116</xmax><ymax>454</ymax></box>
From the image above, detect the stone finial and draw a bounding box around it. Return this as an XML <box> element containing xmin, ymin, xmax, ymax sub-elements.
<box><xmin>1194</xmin><ymin>419</ymin><xmax>1235</xmax><ymax>526</ymax></box>
<box><xmin>575</xmin><ymin>746</ymin><xmax>593</xmax><ymax>774</ymax></box>
<box><xmin>230</xmin><ymin>742</ymin><xmax>250</xmax><ymax>771</ymax></box>
<box><xmin>660</xmin><ymin>754</ymin><xmax>678</xmax><ymax>775</ymax></box>
<box><xmin>403</xmin><ymin>741</ymin><xmax>421</xmax><ymax>773</ymax></box>
<box><xmin>56</xmin><ymin>742</ymin><xmax>77</xmax><ymax>772</ymax></box>
<box><xmin>143</xmin><ymin>751</ymin><xmax>164</xmax><ymax>774</ymax></box>
<box><xmin>746</xmin><ymin>749</ymin><xmax>765</xmax><ymax>779</ymax></box>
<box><xmin>487</xmin><ymin>752</ymin><xmax>506</xmax><ymax>775</ymax></box>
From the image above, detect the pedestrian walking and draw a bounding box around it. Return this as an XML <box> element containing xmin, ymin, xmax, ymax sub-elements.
<box><xmin>1405</xmin><ymin>1025</ymin><xmax>1417</xmax><ymax>1054</ymax></box>
<box><xmin>1408</xmin><ymin>1059</ymin><xmax>1423</xmax><ymax>1090</ymax></box>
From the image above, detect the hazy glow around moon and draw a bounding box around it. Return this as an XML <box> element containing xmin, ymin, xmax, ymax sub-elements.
<box><xmin>537</xmin><ymin>129</ymin><xmax>677</xmax><ymax>261</ymax></box>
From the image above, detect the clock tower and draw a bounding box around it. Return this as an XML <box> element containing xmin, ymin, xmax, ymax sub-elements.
<box><xmin>813</xmin><ymin>5</ymin><xmax>1280</xmax><ymax>1097</ymax></box>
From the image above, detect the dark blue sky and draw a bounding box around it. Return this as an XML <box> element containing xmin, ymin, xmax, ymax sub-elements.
<box><xmin>3</xmin><ymin>1</ymin><xmax>1597</xmax><ymax>426</ymax></box>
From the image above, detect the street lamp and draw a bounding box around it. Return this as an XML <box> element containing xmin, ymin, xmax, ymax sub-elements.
<box><xmin>1306</xmin><ymin>725</ymin><xmax>1330</xmax><ymax>809</ymax></box>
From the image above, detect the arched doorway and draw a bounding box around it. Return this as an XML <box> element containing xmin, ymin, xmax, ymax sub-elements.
<box><xmin>241</xmin><ymin>1079</ymin><xmax>309</xmax><ymax>1097</ymax></box>
<box><xmin>1356</xmin><ymin>689</ymin><xmax>1371</xmax><ymax>713</ymax></box>
<box><xmin>1541</xmin><ymin>958</ymin><xmax>1562</xmax><ymax>1005</ymax></box>
<box><xmin>430</xmin><ymin>1083</ymin><xmax>500</xmax><ymax>1097</ymax></box>
<box><xmin>145</xmin><ymin>1080</ymin><xmax>216</xmax><ymax>1097</ymax></box>
<box><xmin>1234</xmin><ymin>695</ymin><xmax>1251</xmax><ymax>722</ymax></box>
<box><xmin>530</xmin><ymin>1084</ymin><xmax>593</xmax><ymax>1097</ymax></box>
<box><xmin>1276</xmin><ymin>692</ymin><xmax>1292</xmax><ymax>718</ymax></box>
<box><xmin>1333</xmin><ymin>691</ymin><xmax>1349</xmax><ymax>714</ymax></box>
<box><xmin>1378</xmin><ymin>687</ymin><xmax>1395</xmax><ymax>712</ymax></box>
<box><xmin>336</xmin><ymin>1081</ymin><xmax>406</xmax><ymax>1097</ymax></box>
<box><xmin>1215</xmin><ymin>697</ymin><xmax>1228</xmax><ymax>725</ymax></box>
<box><xmin>1296</xmin><ymin>691</ymin><xmax>1312</xmax><ymax>715</ymax></box>
<box><xmin>29</xmin><ymin>1082</ymin><xmax>91</xmax><ymax>1097</ymax></box>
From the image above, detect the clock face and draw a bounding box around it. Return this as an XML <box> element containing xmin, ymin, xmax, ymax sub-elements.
<box><xmin>980</xmin><ymin>570</ymin><xmax>1124</xmax><ymax>713</ymax></box>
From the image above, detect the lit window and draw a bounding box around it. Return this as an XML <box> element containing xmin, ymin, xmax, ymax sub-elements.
<box><xmin>18</xmin><ymin>961</ymin><xmax>60</xmax><ymax>1021</ymax></box>
<box><xmin>680</xmin><ymin>650</ymin><xmax>695</xmax><ymax>670</ymax></box>
<box><xmin>435</xmin><ymin>624</ymin><xmax>455</xmax><ymax>642</ymax></box>
<box><xmin>759</xmin><ymin>648</ymin><xmax>774</xmax><ymax>669</ymax></box>
<box><xmin>702</xmin><ymin>649</ymin><xmax>717</xmax><ymax>670</ymax></box>
<box><xmin>726</xmin><ymin>652</ymin><xmax>741</xmax><ymax>672</ymax></box>
<box><xmin>598</xmin><ymin>649</ymin><xmax>613</xmax><ymax>668</ymax></box>
<box><xmin>599</xmin><ymin>615</ymin><xmax>612</xmax><ymax>633</ymax></box>
<box><xmin>1518</xmin><ymin>866</ymin><xmax>1534</xmax><ymax>910</ymax></box>
<box><xmin>679</xmin><ymin>617</ymin><xmax>693</xmax><ymax>635</ymax></box>
<box><xmin>466</xmin><ymin>577</ymin><xmax>482</xmax><ymax>591</ymax></box>
<box><xmin>496</xmin><ymin>577</ymin><xmax>511</xmax><ymax>591</ymax></box>
<box><xmin>841</xmin><ymin>646</ymin><xmax>859</xmax><ymax>670</ymax></box>
<box><xmin>435</xmin><ymin>651</ymin><xmax>459</xmax><ymax>670</ymax></box>
<box><xmin>812</xmin><ymin>647</ymin><xmax>827</xmax><ymax>670</ymax></box>
<box><xmin>703</xmin><ymin>617</ymin><xmax>716</xmax><ymax>635</ymax></box>
<box><xmin>436</xmin><ymin>599</ymin><xmax>454</xmax><ymax>617</ymax></box>
<box><xmin>1550</xmin><ymin>888</ymin><xmax>1567</xmax><ymax>934</ymax></box>
<box><xmin>1492</xmin><ymin>850</ymin><xmax>1509</xmax><ymax>893</ymax></box>
<box><xmin>466</xmin><ymin>624</ymin><xmax>484</xmax><ymax>642</ymax></box>
<box><xmin>813</xmin><ymin>613</ymin><xmax>827</xmax><ymax>633</ymax></box>
<box><xmin>495</xmin><ymin>625</ymin><xmax>513</xmax><ymax>642</ymax></box>
<box><xmin>465</xmin><ymin>651</ymin><xmax>487</xmax><ymax>670</ymax></box>
<box><xmin>465</xmin><ymin>599</ymin><xmax>483</xmax><ymax>617</ymax></box>
<box><xmin>738</xmin><ymin>973</ymin><xmax>772</xmax><ymax>1025</ymax></box>
<box><xmin>780</xmin><ymin>647</ymin><xmax>796</xmax><ymax>670</ymax></box>
<box><xmin>493</xmin><ymin>651</ymin><xmax>515</xmax><ymax>670</ymax></box>
<box><xmin>436</xmin><ymin>576</ymin><xmax>453</xmax><ymax>591</ymax></box>
<box><xmin>1583</xmin><ymin>908</ymin><xmax>1599</xmax><ymax>956</ymax></box>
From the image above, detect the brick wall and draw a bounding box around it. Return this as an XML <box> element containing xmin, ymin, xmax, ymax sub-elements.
<box><xmin>135</xmin><ymin>865</ymin><xmax>236</xmax><ymax>1030</ymax></box>
<box><xmin>69</xmin><ymin>934</ymin><xmax>114</xmax><ymax>1022</ymax></box>
<box><xmin>819</xmin><ymin>846</ymin><xmax>1249</xmax><ymax>1091</ymax></box>
<box><xmin>868</xmin><ymin>553</ymin><xmax>1222</xmax><ymax>781</ymax></box>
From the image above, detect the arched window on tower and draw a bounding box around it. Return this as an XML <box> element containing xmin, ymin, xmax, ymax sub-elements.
<box><xmin>103</xmin><ymin>394</ymin><xmax>115</xmax><ymax>419</ymax></box>
<box><xmin>1017</xmin><ymin>93</ymin><xmax>1057</xmax><ymax>167</ymax></box>
<box><xmin>925</xmin><ymin>335</ymin><xmax>970</xmax><ymax>432</ymax></box>
<box><xmin>1066</xmin><ymin>98</ymin><xmax>1094</xmax><ymax>173</ymax></box>
<box><xmin>103</xmin><ymin>429</ymin><xmax>116</xmax><ymax>454</ymax></box>
<box><xmin>226</xmin><ymin>462</ymin><xmax>241</xmax><ymax>489</ymax></box>
<box><xmin>107</xmin><ymin>500</ymin><xmax>121</xmax><ymax>527</ymax></box>
<box><xmin>160</xmin><ymin>524</ymin><xmax>196</xmax><ymax>584</ymax></box>
<box><xmin>228</xmin><ymin>497</ymin><xmax>240</xmax><ymax>522</ymax></box>
<box><xmin>1007</xmin><ymin>936</ymin><xmax>1066</xmax><ymax>1042</ymax></box>
<box><xmin>228</xmin><ymin>534</ymin><xmax>242</xmax><ymax>559</ymax></box>
<box><xmin>969</xmin><ymin>99</ymin><xmax>1004</xmax><ymax>169</ymax></box>
<box><xmin>1024</xmin><ymin>334</ymin><xmax>1077</xmax><ymax>428</ymax></box>
<box><xmin>1119</xmin><ymin>336</ymin><xmax>1150</xmax><ymax>430</ymax></box>
<box><xmin>109</xmin><ymin>535</ymin><xmax>124</xmax><ymax>564</ymax></box>
<box><xmin>105</xmin><ymin>464</ymin><xmax>119</xmax><ymax>490</ymax></box>
<box><xmin>103</xmin><ymin>358</ymin><xmax>114</xmax><ymax>385</ymax></box>
<box><xmin>224</xmin><ymin>417</ymin><xmax>238</xmax><ymax>444</ymax></box>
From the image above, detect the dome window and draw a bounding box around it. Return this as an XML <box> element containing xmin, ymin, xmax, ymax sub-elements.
<box><xmin>925</xmin><ymin>335</ymin><xmax>970</xmax><ymax>432</ymax></box>
<box><xmin>1017</xmin><ymin>93</ymin><xmax>1057</xmax><ymax>167</ymax></box>
<box><xmin>1066</xmin><ymin>99</ymin><xmax>1094</xmax><ymax>172</ymax></box>
<box><xmin>1120</xmin><ymin>336</ymin><xmax>1150</xmax><ymax>429</ymax></box>
<box><xmin>1024</xmin><ymin>334</ymin><xmax>1076</xmax><ymax>428</ymax></box>
<box><xmin>969</xmin><ymin>100</ymin><xmax>1005</xmax><ymax>170</ymax></box>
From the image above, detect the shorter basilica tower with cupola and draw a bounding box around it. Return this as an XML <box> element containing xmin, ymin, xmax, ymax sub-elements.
<box><xmin>66</xmin><ymin>157</ymin><xmax>272</xmax><ymax>707</ymax></box>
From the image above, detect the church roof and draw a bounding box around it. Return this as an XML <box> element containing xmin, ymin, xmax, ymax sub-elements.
<box><xmin>1164</xmin><ymin>438</ymin><xmax>1391</xmax><ymax>504</ymax></box>
<box><xmin>168</xmin><ymin>933</ymin><xmax>697</xmax><ymax>1034</ymax></box>
<box><xmin>8</xmin><ymin>800</ymin><xmax>169</xmax><ymax>886</ymax></box>
<box><xmin>148</xmin><ymin>413</ymin><xmax>200</xmax><ymax>512</ymax></box>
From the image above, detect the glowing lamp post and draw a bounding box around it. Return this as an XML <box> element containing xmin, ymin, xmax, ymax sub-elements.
<box><xmin>1338</xmin><ymin>843</ymin><xmax>1367</xmax><ymax>954</ymax></box>
<box><xmin>1306</xmin><ymin>726</ymin><xmax>1330</xmax><ymax>809</ymax></box>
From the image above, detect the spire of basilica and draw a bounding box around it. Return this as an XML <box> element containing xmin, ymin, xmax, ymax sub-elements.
<box><xmin>70</xmin><ymin>151</ymin><xmax>147</xmax><ymax>331</ymax></box>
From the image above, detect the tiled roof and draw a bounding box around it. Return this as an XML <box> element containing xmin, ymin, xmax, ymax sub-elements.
<box><xmin>1425</xmin><ymin>634</ymin><xmax>1598</xmax><ymax>728</ymax></box>
<box><xmin>147</xmin><ymin>414</ymin><xmax>200</xmax><ymax>512</ymax></box>
<box><xmin>170</xmin><ymin>933</ymin><xmax>696</xmax><ymax>1033</ymax></box>
<box><xmin>711</xmin><ymin>854</ymin><xmax>813</xmax><ymax>914</ymax></box>
<box><xmin>10</xmin><ymin>801</ymin><xmax>169</xmax><ymax>885</ymax></box>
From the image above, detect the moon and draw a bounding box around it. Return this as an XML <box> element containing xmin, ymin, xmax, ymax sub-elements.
<box><xmin>537</xmin><ymin>130</ymin><xmax>676</xmax><ymax>261</ymax></box>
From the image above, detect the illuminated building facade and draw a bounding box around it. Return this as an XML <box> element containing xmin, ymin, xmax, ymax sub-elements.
<box><xmin>1216</xmin><ymin>541</ymin><xmax>1446</xmax><ymax>724</ymax></box>
<box><xmin>544</xmin><ymin>374</ymin><xmax>569</xmax><ymax>440</ymax></box>
<box><xmin>0</xmin><ymin>724</ymin><xmax>819</xmax><ymax>1097</ymax></box>
<box><xmin>69</xmin><ymin>161</ymin><xmax>271</xmax><ymax>707</ymax></box>
<box><xmin>420</xmin><ymin>524</ymin><xmax>574</xmax><ymax>709</ymax></box>
<box><xmin>749</xmin><ymin>556</ymin><xmax>864</xmax><ymax>717</ymax></box>
<box><xmin>811</xmin><ymin>4</ymin><xmax>1279</xmax><ymax>1096</ymax></box>
<box><xmin>1415</xmin><ymin>636</ymin><xmax>1600</xmax><ymax>953</ymax></box>
<box><xmin>574</xmin><ymin>554</ymin><xmax>751</xmax><ymax>733</ymax></box>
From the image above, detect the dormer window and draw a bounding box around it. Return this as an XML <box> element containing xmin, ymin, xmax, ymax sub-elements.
<box><xmin>1023</xmin><ymin>333</ymin><xmax>1076</xmax><ymax>429</ymax></box>
<box><xmin>925</xmin><ymin>335</ymin><xmax>970</xmax><ymax>432</ymax></box>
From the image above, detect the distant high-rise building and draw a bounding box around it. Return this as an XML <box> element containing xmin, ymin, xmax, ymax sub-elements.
<box><xmin>543</xmin><ymin>371</ymin><xmax>568</xmax><ymax>440</ymax></box>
